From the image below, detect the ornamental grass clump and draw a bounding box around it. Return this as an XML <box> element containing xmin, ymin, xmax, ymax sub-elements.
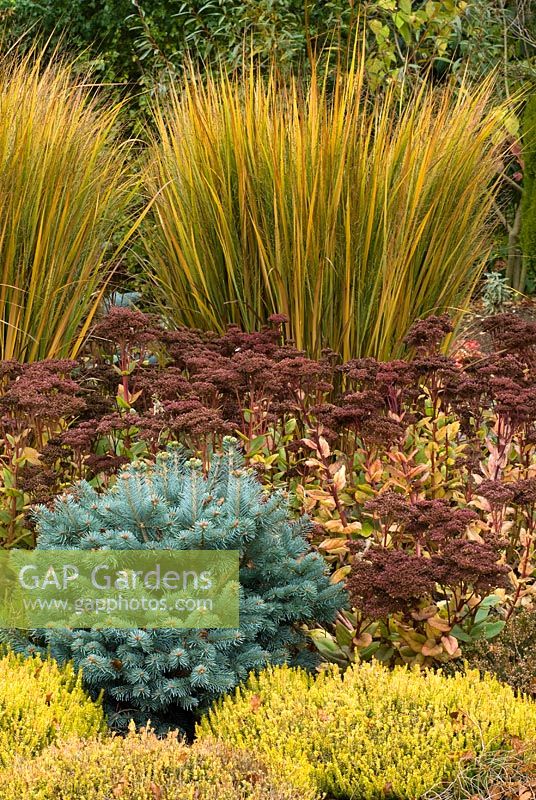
<box><xmin>143</xmin><ymin>57</ymin><xmax>511</xmax><ymax>360</ymax></box>
<box><xmin>0</xmin><ymin>727</ymin><xmax>311</xmax><ymax>800</ymax></box>
<box><xmin>0</xmin><ymin>51</ymin><xmax>135</xmax><ymax>362</ymax></box>
<box><xmin>424</xmin><ymin>746</ymin><xmax>536</xmax><ymax>800</ymax></box>
<box><xmin>9</xmin><ymin>440</ymin><xmax>344</xmax><ymax>730</ymax></box>
<box><xmin>0</xmin><ymin>650</ymin><xmax>105</xmax><ymax>766</ymax></box>
<box><xmin>198</xmin><ymin>661</ymin><xmax>536</xmax><ymax>800</ymax></box>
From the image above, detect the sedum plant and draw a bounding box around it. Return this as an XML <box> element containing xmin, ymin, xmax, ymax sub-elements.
<box><xmin>0</xmin><ymin>51</ymin><xmax>135</xmax><ymax>362</ymax></box>
<box><xmin>0</xmin><ymin>727</ymin><xmax>310</xmax><ymax>800</ymax></box>
<box><xmin>198</xmin><ymin>661</ymin><xmax>536</xmax><ymax>800</ymax></box>
<box><xmin>10</xmin><ymin>440</ymin><xmax>344</xmax><ymax>730</ymax></box>
<box><xmin>5</xmin><ymin>308</ymin><xmax>536</xmax><ymax>667</ymax></box>
<box><xmin>0</xmin><ymin>650</ymin><xmax>104</xmax><ymax>766</ymax></box>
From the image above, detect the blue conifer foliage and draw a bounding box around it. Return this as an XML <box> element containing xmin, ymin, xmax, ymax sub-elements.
<box><xmin>10</xmin><ymin>439</ymin><xmax>345</xmax><ymax>731</ymax></box>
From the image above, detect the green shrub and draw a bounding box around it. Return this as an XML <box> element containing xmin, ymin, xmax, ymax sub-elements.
<box><xmin>0</xmin><ymin>651</ymin><xmax>105</xmax><ymax>766</ymax></box>
<box><xmin>0</xmin><ymin>727</ymin><xmax>311</xmax><ymax>800</ymax></box>
<box><xmin>521</xmin><ymin>95</ymin><xmax>536</xmax><ymax>287</ymax></box>
<box><xmin>0</xmin><ymin>0</ymin><xmax>528</xmax><ymax>104</ymax></box>
<box><xmin>198</xmin><ymin>661</ymin><xmax>536</xmax><ymax>800</ymax></box>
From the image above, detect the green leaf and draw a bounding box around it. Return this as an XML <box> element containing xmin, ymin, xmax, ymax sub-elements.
<box><xmin>369</xmin><ymin>19</ymin><xmax>385</xmax><ymax>36</ymax></box>
<box><xmin>246</xmin><ymin>435</ymin><xmax>266</xmax><ymax>456</ymax></box>
<box><xmin>335</xmin><ymin>622</ymin><xmax>354</xmax><ymax>648</ymax></box>
<box><xmin>309</xmin><ymin>630</ymin><xmax>344</xmax><ymax>661</ymax></box>
<box><xmin>467</xmin><ymin>621</ymin><xmax>488</xmax><ymax>638</ymax></box>
<box><xmin>375</xmin><ymin>644</ymin><xmax>395</xmax><ymax>663</ymax></box>
<box><xmin>449</xmin><ymin>624</ymin><xmax>472</xmax><ymax>643</ymax></box>
<box><xmin>284</xmin><ymin>418</ymin><xmax>297</xmax><ymax>435</ymax></box>
<box><xmin>503</xmin><ymin>112</ymin><xmax>520</xmax><ymax>137</ymax></box>
<box><xmin>358</xmin><ymin>641</ymin><xmax>381</xmax><ymax>661</ymax></box>
<box><xmin>116</xmin><ymin>394</ymin><xmax>131</xmax><ymax>411</ymax></box>
<box><xmin>473</xmin><ymin>605</ymin><xmax>491</xmax><ymax>625</ymax></box>
<box><xmin>482</xmin><ymin>620</ymin><xmax>506</xmax><ymax>640</ymax></box>
<box><xmin>377</xmin><ymin>0</ymin><xmax>397</xmax><ymax>10</ymax></box>
<box><xmin>2</xmin><ymin>469</ymin><xmax>14</xmax><ymax>489</ymax></box>
<box><xmin>480</xmin><ymin>594</ymin><xmax>500</xmax><ymax>608</ymax></box>
<box><xmin>425</xmin><ymin>1</ymin><xmax>438</xmax><ymax>19</ymax></box>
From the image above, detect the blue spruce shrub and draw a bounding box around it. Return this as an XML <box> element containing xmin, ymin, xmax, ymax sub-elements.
<box><xmin>10</xmin><ymin>439</ymin><xmax>345</xmax><ymax>732</ymax></box>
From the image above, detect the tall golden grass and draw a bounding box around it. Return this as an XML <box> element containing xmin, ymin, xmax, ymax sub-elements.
<box><xmin>0</xmin><ymin>52</ymin><xmax>135</xmax><ymax>362</ymax></box>
<box><xmin>143</xmin><ymin>60</ymin><xmax>511</xmax><ymax>360</ymax></box>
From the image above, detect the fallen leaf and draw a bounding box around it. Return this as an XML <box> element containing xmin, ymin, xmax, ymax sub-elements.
<box><xmin>250</xmin><ymin>694</ymin><xmax>262</xmax><ymax>712</ymax></box>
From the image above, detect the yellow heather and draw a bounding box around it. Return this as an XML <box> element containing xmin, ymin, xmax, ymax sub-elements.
<box><xmin>198</xmin><ymin>662</ymin><xmax>536</xmax><ymax>799</ymax></box>
<box><xmin>0</xmin><ymin>651</ymin><xmax>104</xmax><ymax>766</ymax></box>
<box><xmin>0</xmin><ymin>730</ymin><xmax>311</xmax><ymax>800</ymax></box>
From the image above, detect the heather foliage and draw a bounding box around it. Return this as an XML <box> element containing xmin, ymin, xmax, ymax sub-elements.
<box><xmin>0</xmin><ymin>728</ymin><xmax>308</xmax><ymax>800</ymax></box>
<box><xmin>1</xmin><ymin>307</ymin><xmax>536</xmax><ymax>667</ymax></box>
<box><xmin>0</xmin><ymin>651</ymin><xmax>105</xmax><ymax>766</ymax></box>
<box><xmin>198</xmin><ymin>661</ymin><xmax>536</xmax><ymax>800</ymax></box>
